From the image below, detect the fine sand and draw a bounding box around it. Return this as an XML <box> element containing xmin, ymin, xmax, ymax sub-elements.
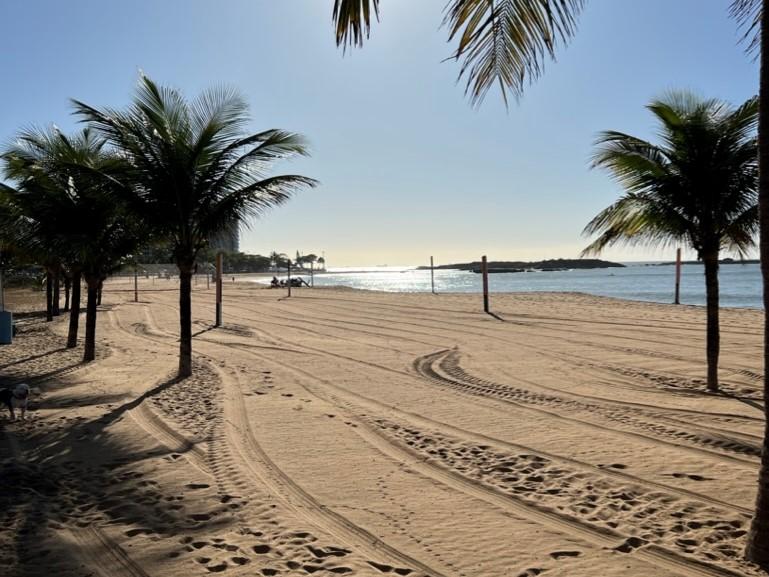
<box><xmin>0</xmin><ymin>280</ymin><xmax>766</xmax><ymax>577</ymax></box>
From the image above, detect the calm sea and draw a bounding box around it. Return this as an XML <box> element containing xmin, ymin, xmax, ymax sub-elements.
<box><xmin>272</xmin><ymin>263</ymin><xmax>764</xmax><ymax>309</ymax></box>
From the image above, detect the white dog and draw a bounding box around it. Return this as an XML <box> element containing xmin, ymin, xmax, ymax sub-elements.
<box><xmin>1</xmin><ymin>383</ymin><xmax>30</xmax><ymax>421</ymax></box>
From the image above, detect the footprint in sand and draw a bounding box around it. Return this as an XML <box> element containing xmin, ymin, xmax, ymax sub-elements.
<box><xmin>670</xmin><ymin>472</ymin><xmax>713</xmax><ymax>481</ymax></box>
<box><xmin>614</xmin><ymin>536</ymin><xmax>647</xmax><ymax>553</ymax></box>
<box><xmin>549</xmin><ymin>551</ymin><xmax>582</xmax><ymax>560</ymax></box>
<box><xmin>598</xmin><ymin>463</ymin><xmax>627</xmax><ymax>470</ymax></box>
<box><xmin>368</xmin><ymin>561</ymin><xmax>395</xmax><ymax>573</ymax></box>
<box><xmin>307</xmin><ymin>545</ymin><xmax>350</xmax><ymax>558</ymax></box>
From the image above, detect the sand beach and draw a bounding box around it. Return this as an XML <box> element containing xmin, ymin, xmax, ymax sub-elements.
<box><xmin>0</xmin><ymin>282</ymin><xmax>766</xmax><ymax>576</ymax></box>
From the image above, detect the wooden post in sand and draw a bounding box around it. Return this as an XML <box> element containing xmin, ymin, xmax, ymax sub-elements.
<box><xmin>287</xmin><ymin>260</ymin><xmax>292</xmax><ymax>298</ymax></box>
<box><xmin>430</xmin><ymin>256</ymin><xmax>435</xmax><ymax>294</ymax></box>
<box><xmin>134</xmin><ymin>265</ymin><xmax>138</xmax><ymax>302</ymax></box>
<box><xmin>481</xmin><ymin>255</ymin><xmax>489</xmax><ymax>313</ymax></box>
<box><xmin>674</xmin><ymin>248</ymin><xmax>682</xmax><ymax>305</ymax></box>
<box><xmin>215</xmin><ymin>252</ymin><xmax>223</xmax><ymax>327</ymax></box>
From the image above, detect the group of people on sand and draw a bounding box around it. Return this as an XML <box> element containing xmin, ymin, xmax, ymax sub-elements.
<box><xmin>270</xmin><ymin>276</ymin><xmax>309</xmax><ymax>288</ymax></box>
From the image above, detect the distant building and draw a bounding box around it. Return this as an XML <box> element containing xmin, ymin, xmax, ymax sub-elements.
<box><xmin>209</xmin><ymin>221</ymin><xmax>240</xmax><ymax>253</ymax></box>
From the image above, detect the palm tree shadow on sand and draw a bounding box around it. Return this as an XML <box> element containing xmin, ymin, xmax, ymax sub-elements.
<box><xmin>0</xmin><ymin>373</ymin><xmax>227</xmax><ymax>576</ymax></box>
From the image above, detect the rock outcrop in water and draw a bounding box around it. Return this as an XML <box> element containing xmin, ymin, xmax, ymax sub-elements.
<box><xmin>419</xmin><ymin>258</ymin><xmax>624</xmax><ymax>273</ymax></box>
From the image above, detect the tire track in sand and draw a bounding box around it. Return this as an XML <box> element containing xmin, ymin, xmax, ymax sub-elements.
<box><xmin>109</xmin><ymin>303</ymin><xmax>444</xmax><ymax>577</ymax></box>
<box><xmin>414</xmin><ymin>350</ymin><xmax>760</xmax><ymax>465</ymax></box>
<box><xmin>188</xmin><ymin>333</ymin><xmax>758</xmax><ymax>577</ymax></box>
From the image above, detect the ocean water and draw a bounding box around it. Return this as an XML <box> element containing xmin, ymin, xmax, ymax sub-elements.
<box><xmin>274</xmin><ymin>263</ymin><xmax>764</xmax><ymax>309</ymax></box>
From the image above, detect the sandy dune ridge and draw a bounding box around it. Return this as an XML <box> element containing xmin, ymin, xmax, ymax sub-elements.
<box><xmin>0</xmin><ymin>282</ymin><xmax>766</xmax><ymax>576</ymax></box>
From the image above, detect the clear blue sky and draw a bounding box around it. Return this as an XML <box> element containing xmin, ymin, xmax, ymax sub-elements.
<box><xmin>0</xmin><ymin>0</ymin><xmax>759</xmax><ymax>266</ymax></box>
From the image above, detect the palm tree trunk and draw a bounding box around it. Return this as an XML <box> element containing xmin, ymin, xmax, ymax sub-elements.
<box><xmin>178</xmin><ymin>264</ymin><xmax>193</xmax><ymax>378</ymax></box>
<box><xmin>83</xmin><ymin>276</ymin><xmax>99</xmax><ymax>362</ymax></box>
<box><xmin>746</xmin><ymin>0</ymin><xmax>769</xmax><ymax>567</ymax></box>
<box><xmin>702</xmin><ymin>251</ymin><xmax>720</xmax><ymax>392</ymax></box>
<box><xmin>45</xmin><ymin>270</ymin><xmax>53</xmax><ymax>322</ymax></box>
<box><xmin>52</xmin><ymin>269</ymin><xmax>60</xmax><ymax>317</ymax></box>
<box><xmin>67</xmin><ymin>271</ymin><xmax>82</xmax><ymax>349</ymax></box>
<box><xmin>63</xmin><ymin>274</ymin><xmax>71</xmax><ymax>312</ymax></box>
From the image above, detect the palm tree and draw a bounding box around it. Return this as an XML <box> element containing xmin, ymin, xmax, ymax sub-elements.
<box><xmin>304</xmin><ymin>253</ymin><xmax>319</xmax><ymax>269</ymax></box>
<box><xmin>1</xmin><ymin>127</ymin><xmax>141</xmax><ymax>361</ymax></box>
<box><xmin>73</xmin><ymin>76</ymin><xmax>317</xmax><ymax>377</ymax></box>
<box><xmin>269</xmin><ymin>251</ymin><xmax>289</xmax><ymax>270</ymax></box>
<box><xmin>582</xmin><ymin>92</ymin><xmax>758</xmax><ymax>393</ymax></box>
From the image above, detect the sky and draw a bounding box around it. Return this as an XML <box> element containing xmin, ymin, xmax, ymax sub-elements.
<box><xmin>0</xmin><ymin>0</ymin><xmax>760</xmax><ymax>267</ymax></box>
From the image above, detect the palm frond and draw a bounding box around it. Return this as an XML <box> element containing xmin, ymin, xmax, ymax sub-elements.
<box><xmin>722</xmin><ymin>205</ymin><xmax>759</xmax><ymax>256</ymax></box>
<box><xmin>443</xmin><ymin>0</ymin><xmax>585</xmax><ymax>106</ymax></box>
<box><xmin>730</xmin><ymin>0</ymin><xmax>761</xmax><ymax>55</ymax></box>
<box><xmin>333</xmin><ymin>0</ymin><xmax>380</xmax><ymax>49</ymax></box>
<box><xmin>194</xmin><ymin>174</ymin><xmax>318</xmax><ymax>244</ymax></box>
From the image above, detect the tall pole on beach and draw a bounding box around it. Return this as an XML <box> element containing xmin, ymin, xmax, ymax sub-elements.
<box><xmin>310</xmin><ymin>261</ymin><xmax>314</xmax><ymax>287</ymax></box>
<box><xmin>482</xmin><ymin>255</ymin><xmax>490</xmax><ymax>313</ymax></box>
<box><xmin>215</xmin><ymin>252</ymin><xmax>223</xmax><ymax>327</ymax></box>
<box><xmin>430</xmin><ymin>256</ymin><xmax>435</xmax><ymax>294</ymax></box>
<box><xmin>134</xmin><ymin>264</ymin><xmax>138</xmax><ymax>303</ymax></box>
<box><xmin>674</xmin><ymin>248</ymin><xmax>682</xmax><ymax>305</ymax></box>
<box><xmin>287</xmin><ymin>260</ymin><xmax>292</xmax><ymax>297</ymax></box>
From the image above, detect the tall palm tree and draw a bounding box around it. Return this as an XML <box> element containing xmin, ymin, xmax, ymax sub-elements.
<box><xmin>582</xmin><ymin>92</ymin><xmax>758</xmax><ymax>393</ymax></box>
<box><xmin>1</xmin><ymin>127</ymin><xmax>141</xmax><ymax>361</ymax></box>
<box><xmin>73</xmin><ymin>76</ymin><xmax>317</xmax><ymax>377</ymax></box>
